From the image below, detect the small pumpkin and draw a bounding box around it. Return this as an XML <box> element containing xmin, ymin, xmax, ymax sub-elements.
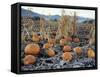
<box><xmin>47</xmin><ymin>49</ymin><xmax>55</xmax><ymax>57</ymax></box>
<box><xmin>64</xmin><ymin>36</ymin><xmax>72</xmax><ymax>42</ymax></box>
<box><xmin>23</xmin><ymin>55</ymin><xmax>36</xmax><ymax>65</ymax></box>
<box><xmin>73</xmin><ymin>47</ymin><xmax>82</xmax><ymax>55</ymax></box>
<box><xmin>62</xmin><ymin>52</ymin><xmax>72</xmax><ymax>62</ymax></box>
<box><xmin>24</xmin><ymin>43</ymin><xmax>40</xmax><ymax>55</ymax></box>
<box><xmin>48</xmin><ymin>38</ymin><xmax>55</xmax><ymax>44</ymax></box>
<box><xmin>87</xmin><ymin>48</ymin><xmax>95</xmax><ymax>58</ymax></box>
<box><xmin>39</xmin><ymin>35</ymin><xmax>43</xmax><ymax>40</ymax></box>
<box><xmin>32</xmin><ymin>33</ymin><xmax>40</xmax><ymax>42</ymax></box>
<box><xmin>63</xmin><ymin>45</ymin><xmax>72</xmax><ymax>52</ymax></box>
<box><xmin>44</xmin><ymin>33</ymin><xmax>49</xmax><ymax>40</ymax></box>
<box><xmin>43</xmin><ymin>43</ymin><xmax>53</xmax><ymax>49</ymax></box>
<box><xmin>73</xmin><ymin>38</ymin><xmax>80</xmax><ymax>43</ymax></box>
<box><xmin>60</xmin><ymin>39</ymin><xmax>66</xmax><ymax>46</ymax></box>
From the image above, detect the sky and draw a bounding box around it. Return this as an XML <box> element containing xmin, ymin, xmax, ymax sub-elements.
<box><xmin>21</xmin><ymin>6</ymin><xmax>95</xmax><ymax>19</ymax></box>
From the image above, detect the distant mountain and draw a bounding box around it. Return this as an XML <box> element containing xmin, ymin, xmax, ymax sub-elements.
<box><xmin>21</xmin><ymin>8</ymin><xmax>94</xmax><ymax>23</ymax></box>
<box><xmin>21</xmin><ymin>8</ymin><xmax>60</xmax><ymax>21</ymax></box>
<box><xmin>77</xmin><ymin>16</ymin><xmax>94</xmax><ymax>23</ymax></box>
<box><xmin>77</xmin><ymin>16</ymin><xmax>87</xmax><ymax>23</ymax></box>
<box><xmin>21</xmin><ymin>8</ymin><xmax>41</xmax><ymax>17</ymax></box>
<box><xmin>49</xmin><ymin>15</ymin><xmax>60</xmax><ymax>20</ymax></box>
<box><xmin>82</xmin><ymin>19</ymin><xmax>95</xmax><ymax>24</ymax></box>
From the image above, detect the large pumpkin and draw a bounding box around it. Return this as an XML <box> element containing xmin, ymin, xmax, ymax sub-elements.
<box><xmin>63</xmin><ymin>45</ymin><xmax>72</xmax><ymax>52</ymax></box>
<box><xmin>24</xmin><ymin>43</ymin><xmax>40</xmax><ymax>55</ymax></box>
<box><xmin>87</xmin><ymin>48</ymin><xmax>95</xmax><ymax>58</ymax></box>
<box><xmin>62</xmin><ymin>52</ymin><xmax>72</xmax><ymax>62</ymax></box>
<box><xmin>23</xmin><ymin>55</ymin><xmax>36</xmax><ymax>65</ymax></box>
<box><xmin>73</xmin><ymin>47</ymin><xmax>82</xmax><ymax>55</ymax></box>
<box><xmin>47</xmin><ymin>49</ymin><xmax>55</xmax><ymax>57</ymax></box>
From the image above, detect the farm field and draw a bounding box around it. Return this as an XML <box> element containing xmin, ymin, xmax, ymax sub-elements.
<box><xmin>21</xmin><ymin>7</ymin><xmax>96</xmax><ymax>71</ymax></box>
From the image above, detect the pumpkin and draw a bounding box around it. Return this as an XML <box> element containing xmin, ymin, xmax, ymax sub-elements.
<box><xmin>43</xmin><ymin>43</ymin><xmax>53</xmax><ymax>49</ymax></box>
<box><xmin>64</xmin><ymin>36</ymin><xmax>72</xmax><ymax>42</ymax></box>
<box><xmin>73</xmin><ymin>47</ymin><xmax>82</xmax><ymax>55</ymax></box>
<box><xmin>62</xmin><ymin>52</ymin><xmax>72</xmax><ymax>62</ymax></box>
<box><xmin>87</xmin><ymin>48</ymin><xmax>95</xmax><ymax>58</ymax></box>
<box><xmin>23</xmin><ymin>55</ymin><xmax>36</xmax><ymax>65</ymax></box>
<box><xmin>60</xmin><ymin>39</ymin><xmax>66</xmax><ymax>46</ymax></box>
<box><xmin>73</xmin><ymin>38</ymin><xmax>80</xmax><ymax>43</ymax></box>
<box><xmin>39</xmin><ymin>35</ymin><xmax>43</xmax><ymax>40</ymax></box>
<box><xmin>44</xmin><ymin>33</ymin><xmax>49</xmax><ymax>40</ymax></box>
<box><xmin>24</xmin><ymin>43</ymin><xmax>40</xmax><ymax>55</ymax></box>
<box><xmin>32</xmin><ymin>33</ymin><xmax>40</xmax><ymax>42</ymax></box>
<box><xmin>63</xmin><ymin>45</ymin><xmax>72</xmax><ymax>52</ymax></box>
<box><xmin>47</xmin><ymin>49</ymin><xmax>55</xmax><ymax>57</ymax></box>
<box><xmin>48</xmin><ymin>38</ymin><xmax>55</xmax><ymax>44</ymax></box>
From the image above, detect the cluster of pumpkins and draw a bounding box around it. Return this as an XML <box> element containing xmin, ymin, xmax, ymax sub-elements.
<box><xmin>23</xmin><ymin>33</ymin><xmax>56</xmax><ymax>65</ymax></box>
<box><xmin>23</xmin><ymin>34</ymin><xmax>95</xmax><ymax>65</ymax></box>
<box><xmin>61</xmin><ymin>36</ymin><xmax>95</xmax><ymax>62</ymax></box>
<box><xmin>62</xmin><ymin>46</ymin><xmax>95</xmax><ymax>62</ymax></box>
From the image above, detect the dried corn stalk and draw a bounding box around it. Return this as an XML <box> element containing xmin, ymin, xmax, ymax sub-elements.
<box><xmin>22</xmin><ymin>8</ymin><xmax>34</xmax><ymax>39</ymax></box>
<box><xmin>40</xmin><ymin>15</ymin><xmax>47</xmax><ymax>39</ymax></box>
<box><xmin>71</xmin><ymin>12</ymin><xmax>77</xmax><ymax>36</ymax></box>
<box><xmin>56</xmin><ymin>9</ymin><xmax>70</xmax><ymax>39</ymax></box>
<box><xmin>89</xmin><ymin>25</ymin><xmax>95</xmax><ymax>45</ymax></box>
<box><xmin>47</xmin><ymin>14</ymin><xmax>52</xmax><ymax>39</ymax></box>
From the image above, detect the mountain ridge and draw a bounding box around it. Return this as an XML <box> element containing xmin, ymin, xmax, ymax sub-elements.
<box><xmin>21</xmin><ymin>8</ymin><xmax>94</xmax><ymax>23</ymax></box>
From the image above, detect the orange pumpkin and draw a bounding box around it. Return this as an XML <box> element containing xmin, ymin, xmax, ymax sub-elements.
<box><xmin>48</xmin><ymin>38</ymin><xmax>55</xmax><ymax>44</ymax></box>
<box><xmin>23</xmin><ymin>55</ymin><xmax>36</xmax><ymax>65</ymax></box>
<box><xmin>43</xmin><ymin>43</ymin><xmax>53</xmax><ymax>49</ymax></box>
<box><xmin>64</xmin><ymin>36</ymin><xmax>72</xmax><ymax>42</ymax></box>
<box><xmin>47</xmin><ymin>49</ymin><xmax>55</xmax><ymax>57</ymax></box>
<box><xmin>39</xmin><ymin>35</ymin><xmax>43</xmax><ymax>40</ymax></box>
<box><xmin>73</xmin><ymin>38</ymin><xmax>80</xmax><ymax>43</ymax></box>
<box><xmin>87</xmin><ymin>48</ymin><xmax>95</xmax><ymax>58</ymax></box>
<box><xmin>73</xmin><ymin>47</ymin><xmax>82</xmax><ymax>55</ymax></box>
<box><xmin>62</xmin><ymin>52</ymin><xmax>72</xmax><ymax>62</ymax></box>
<box><xmin>24</xmin><ymin>43</ymin><xmax>40</xmax><ymax>55</ymax></box>
<box><xmin>32</xmin><ymin>34</ymin><xmax>40</xmax><ymax>42</ymax></box>
<box><xmin>63</xmin><ymin>45</ymin><xmax>72</xmax><ymax>52</ymax></box>
<box><xmin>60</xmin><ymin>39</ymin><xmax>66</xmax><ymax>46</ymax></box>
